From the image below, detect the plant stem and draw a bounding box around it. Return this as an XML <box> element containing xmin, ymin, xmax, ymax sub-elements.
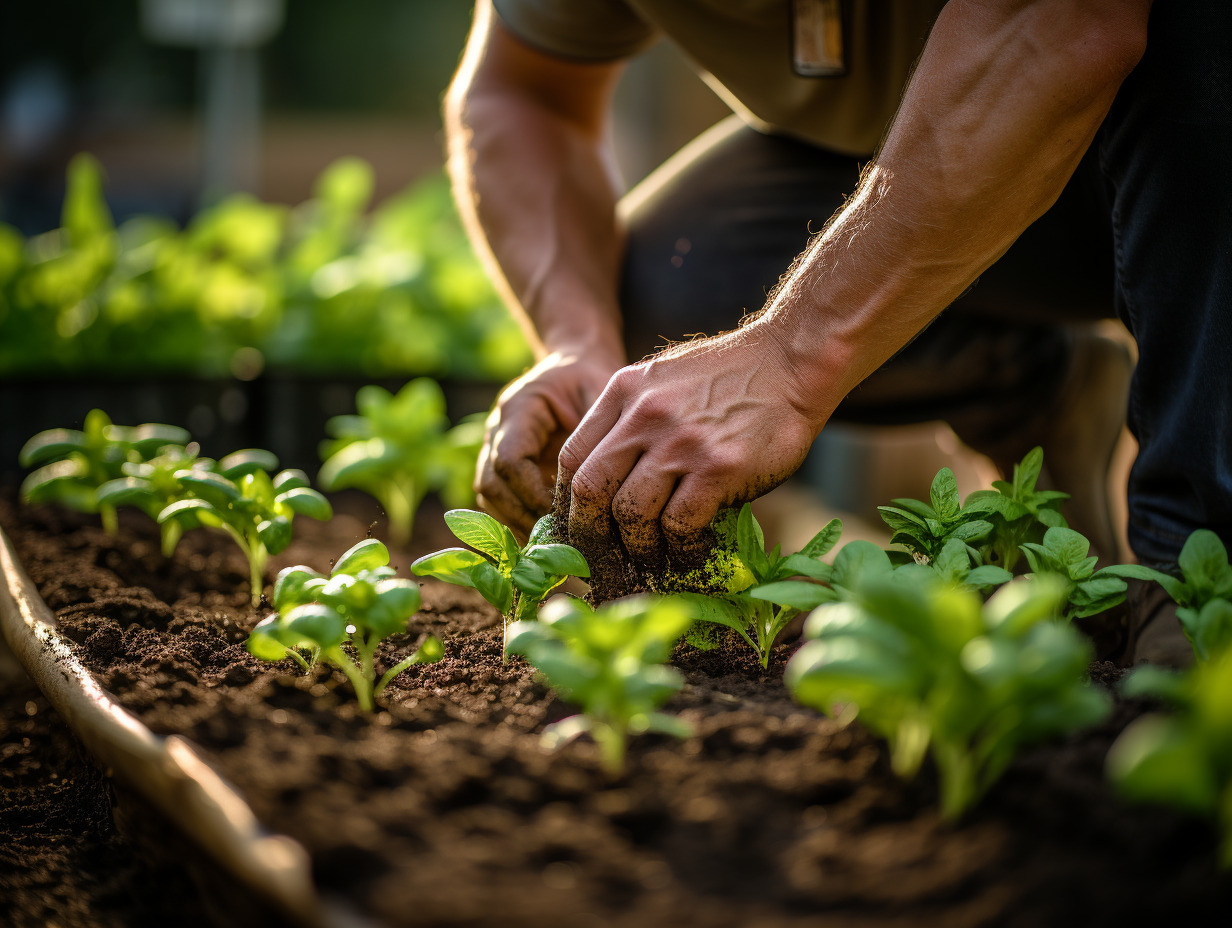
<box><xmin>160</xmin><ymin>520</ymin><xmax>183</xmax><ymax>558</ymax></box>
<box><xmin>595</xmin><ymin>724</ymin><xmax>626</xmax><ymax>776</ymax></box>
<box><xmin>383</xmin><ymin>480</ymin><xmax>418</xmax><ymax>548</ymax></box>
<box><xmin>284</xmin><ymin>648</ymin><xmax>312</xmax><ymax>673</ymax></box>
<box><xmin>327</xmin><ymin>646</ymin><xmax>373</xmax><ymax>712</ymax></box>
<box><xmin>100</xmin><ymin>504</ymin><xmax>118</xmax><ymax>536</ymax></box>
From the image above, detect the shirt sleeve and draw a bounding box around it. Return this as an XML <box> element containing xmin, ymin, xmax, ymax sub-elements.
<box><xmin>491</xmin><ymin>0</ymin><xmax>659</xmax><ymax>61</ymax></box>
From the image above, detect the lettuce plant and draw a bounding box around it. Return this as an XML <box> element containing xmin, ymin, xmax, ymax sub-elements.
<box><xmin>317</xmin><ymin>379</ymin><xmax>484</xmax><ymax>546</ymax></box>
<box><xmin>963</xmin><ymin>447</ymin><xmax>1069</xmax><ymax>571</ymax></box>
<box><xmin>786</xmin><ymin>572</ymin><xmax>1109</xmax><ymax>819</ymax></box>
<box><xmin>157</xmin><ymin>449</ymin><xmax>332</xmax><ymax>605</ymax></box>
<box><xmin>878</xmin><ymin>467</ymin><xmax>994</xmax><ymax>564</ymax></box>
<box><xmin>1107</xmin><ymin>650</ymin><xmax>1232</xmax><ymax>865</ymax></box>
<box><xmin>506</xmin><ymin>594</ymin><xmax>694</xmax><ymax>774</ymax></box>
<box><xmin>677</xmin><ymin>504</ymin><xmax>841</xmax><ymax>667</ymax></box>
<box><xmin>19</xmin><ymin>408</ymin><xmax>190</xmax><ymax>534</ymax></box>
<box><xmin>95</xmin><ymin>442</ymin><xmax>214</xmax><ymax>556</ymax></box>
<box><xmin>411</xmin><ymin>509</ymin><xmax>589</xmax><ymax>653</ymax></box>
<box><xmin>247</xmin><ymin>539</ymin><xmax>443</xmax><ymax>711</ymax></box>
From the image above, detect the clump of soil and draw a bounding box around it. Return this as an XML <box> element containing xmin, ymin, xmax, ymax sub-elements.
<box><xmin>3</xmin><ymin>492</ymin><xmax>1232</xmax><ymax>928</ymax></box>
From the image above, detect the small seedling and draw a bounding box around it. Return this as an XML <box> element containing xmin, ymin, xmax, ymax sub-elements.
<box><xmin>1115</xmin><ymin>530</ymin><xmax>1232</xmax><ymax>661</ymax></box>
<box><xmin>19</xmin><ymin>408</ymin><xmax>190</xmax><ymax>534</ymax></box>
<box><xmin>96</xmin><ymin>442</ymin><xmax>215</xmax><ymax>556</ymax></box>
<box><xmin>248</xmin><ymin>538</ymin><xmax>443</xmax><ymax>711</ymax></box>
<box><xmin>963</xmin><ymin>447</ymin><xmax>1069</xmax><ymax>571</ymax></box>
<box><xmin>901</xmin><ymin>536</ymin><xmax>1013</xmax><ymax>593</ymax></box>
<box><xmin>317</xmin><ymin>379</ymin><xmax>484</xmax><ymax>546</ymax></box>
<box><xmin>878</xmin><ymin>467</ymin><xmax>994</xmax><ymax>564</ymax></box>
<box><xmin>786</xmin><ymin>572</ymin><xmax>1109</xmax><ymax>819</ymax></box>
<box><xmin>157</xmin><ymin>449</ymin><xmax>332</xmax><ymax>605</ymax></box>
<box><xmin>506</xmin><ymin>594</ymin><xmax>694</xmax><ymax>774</ymax></box>
<box><xmin>677</xmin><ymin>504</ymin><xmax>841</xmax><ymax>667</ymax></box>
<box><xmin>411</xmin><ymin>509</ymin><xmax>589</xmax><ymax>653</ymax></box>
<box><xmin>1107</xmin><ymin>650</ymin><xmax>1232</xmax><ymax>866</ymax></box>
<box><xmin>1020</xmin><ymin>525</ymin><xmax>1151</xmax><ymax>621</ymax></box>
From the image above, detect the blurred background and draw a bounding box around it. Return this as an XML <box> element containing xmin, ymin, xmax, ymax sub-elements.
<box><xmin>0</xmin><ymin>0</ymin><xmax>998</xmax><ymax>543</ymax></box>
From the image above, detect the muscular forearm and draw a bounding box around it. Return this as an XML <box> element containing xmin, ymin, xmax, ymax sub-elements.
<box><xmin>760</xmin><ymin>0</ymin><xmax>1150</xmax><ymax>427</ymax></box>
<box><xmin>444</xmin><ymin>2</ymin><xmax>626</xmax><ymax>368</ymax></box>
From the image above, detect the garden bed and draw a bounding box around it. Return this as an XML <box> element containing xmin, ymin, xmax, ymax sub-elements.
<box><xmin>2</xmin><ymin>490</ymin><xmax>1231</xmax><ymax>927</ymax></box>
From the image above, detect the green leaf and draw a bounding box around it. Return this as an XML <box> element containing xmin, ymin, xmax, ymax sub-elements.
<box><xmin>777</xmin><ymin>553</ymin><xmax>833</xmax><ymax>582</ymax></box>
<box><xmin>750</xmin><ymin>580</ymin><xmax>837</xmax><ymax>611</ymax></box>
<box><xmin>158</xmin><ymin>498</ymin><xmax>220</xmax><ymax>524</ymax></box>
<box><xmin>272</xmin><ymin>566</ymin><xmax>326</xmax><ymax>610</ymax></box>
<box><xmin>444</xmin><ymin>509</ymin><xmax>516</xmax><ymax>561</ymax></box>
<box><xmin>523</xmin><ymin>543</ymin><xmax>590</xmax><ymax>579</ymax></box>
<box><xmin>675</xmin><ymin>592</ymin><xmax>753</xmax><ymax>638</ymax></box>
<box><xmin>800</xmin><ymin>518</ymin><xmax>843</xmax><ymax>558</ymax></box>
<box><xmin>18</xmin><ymin>428</ymin><xmax>87</xmax><ymax>468</ymax></box>
<box><xmin>283</xmin><ymin>604</ymin><xmax>347</xmax><ymax>650</ymax></box>
<box><xmin>1108</xmin><ymin>715</ymin><xmax>1219</xmax><ymax>814</ymax></box>
<box><xmin>831</xmin><ymin>541</ymin><xmax>894</xmax><ymax>592</ymax></box>
<box><xmin>333</xmin><ymin>538</ymin><xmax>390</xmax><ymax>576</ymax></box>
<box><xmin>1178</xmin><ymin>529</ymin><xmax>1230</xmax><ymax>596</ymax></box>
<box><xmin>257</xmin><ymin>516</ymin><xmax>292</xmax><ymax>554</ymax></box>
<box><xmin>175</xmin><ymin>470</ymin><xmax>241</xmax><ymax>507</ymax></box>
<box><xmin>95</xmin><ymin>477</ymin><xmax>155</xmax><ymax>508</ymax></box>
<box><xmin>1014</xmin><ymin>446</ymin><xmax>1044</xmax><ymax>497</ymax></box>
<box><xmin>736</xmin><ymin>504</ymin><xmax>769</xmax><ymax>580</ymax></box>
<box><xmin>1043</xmin><ymin>526</ymin><xmax>1091</xmax><ymax>565</ymax></box>
<box><xmin>411</xmin><ymin>547</ymin><xmax>489</xmax><ymax>586</ymax></box>
<box><xmin>510</xmin><ymin>558</ymin><xmax>548</xmax><ymax>595</ymax></box>
<box><xmin>219</xmin><ymin>448</ymin><xmax>280</xmax><ymax>479</ymax></box>
<box><xmin>930</xmin><ymin>468</ymin><xmax>960</xmax><ymax>523</ymax></box>
<box><xmin>273</xmin><ymin>469</ymin><xmax>312</xmax><ymax>492</ymax></box>
<box><xmin>964</xmin><ymin>565</ymin><xmax>1013</xmax><ymax>589</ymax></box>
<box><xmin>469</xmin><ymin>561</ymin><xmax>513</xmax><ymax>614</ymax></box>
<box><xmin>247</xmin><ymin>617</ymin><xmax>295</xmax><ymax>662</ymax></box>
<box><xmin>277</xmin><ymin>487</ymin><xmax>333</xmax><ymax>521</ymax></box>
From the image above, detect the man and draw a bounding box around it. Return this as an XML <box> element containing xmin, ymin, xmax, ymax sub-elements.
<box><xmin>443</xmin><ymin>0</ymin><xmax>1229</xmax><ymax>665</ymax></box>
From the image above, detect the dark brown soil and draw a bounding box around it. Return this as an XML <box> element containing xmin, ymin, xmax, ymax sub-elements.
<box><xmin>3</xmin><ymin>491</ymin><xmax>1232</xmax><ymax>928</ymax></box>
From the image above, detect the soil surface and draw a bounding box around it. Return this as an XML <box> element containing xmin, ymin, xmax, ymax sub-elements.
<box><xmin>3</xmin><ymin>491</ymin><xmax>1232</xmax><ymax>927</ymax></box>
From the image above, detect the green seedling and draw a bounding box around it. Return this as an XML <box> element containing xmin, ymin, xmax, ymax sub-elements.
<box><xmin>1107</xmin><ymin>650</ymin><xmax>1232</xmax><ymax>866</ymax></box>
<box><xmin>1020</xmin><ymin>525</ymin><xmax>1153</xmax><ymax>621</ymax></box>
<box><xmin>96</xmin><ymin>442</ymin><xmax>215</xmax><ymax>556</ymax></box>
<box><xmin>1115</xmin><ymin>530</ymin><xmax>1232</xmax><ymax>661</ymax></box>
<box><xmin>901</xmin><ymin>536</ymin><xmax>1013</xmax><ymax>594</ymax></box>
<box><xmin>19</xmin><ymin>408</ymin><xmax>190</xmax><ymax>534</ymax></box>
<box><xmin>676</xmin><ymin>504</ymin><xmax>842</xmax><ymax>667</ymax></box>
<box><xmin>411</xmin><ymin>509</ymin><xmax>589</xmax><ymax>654</ymax></box>
<box><xmin>878</xmin><ymin>467</ymin><xmax>994</xmax><ymax>564</ymax></box>
<box><xmin>963</xmin><ymin>446</ymin><xmax>1069</xmax><ymax>571</ymax></box>
<box><xmin>248</xmin><ymin>539</ymin><xmax>443</xmax><ymax>711</ymax></box>
<box><xmin>157</xmin><ymin>449</ymin><xmax>332</xmax><ymax>605</ymax></box>
<box><xmin>786</xmin><ymin>572</ymin><xmax>1109</xmax><ymax>819</ymax></box>
<box><xmin>317</xmin><ymin>379</ymin><xmax>484</xmax><ymax>546</ymax></box>
<box><xmin>506</xmin><ymin>594</ymin><xmax>694</xmax><ymax>774</ymax></box>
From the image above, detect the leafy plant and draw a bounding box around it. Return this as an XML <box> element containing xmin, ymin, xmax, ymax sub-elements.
<box><xmin>506</xmin><ymin>594</ymin><xmax>694</xmax><ymax>773</ymax></box>
<box><xmin>157</xmin><ymin>449</ymin><xmax>333</xmax><ymax>605</ymax></box>
<box><xmin>1019</xmin><ymin>525</ymin><xmax>1150</xmax><ymax>621</ymax></box>
<box><xmin>786</xmin><ymin>572</ymin><xmax>1109</xmax><ymax>819</ymax></box>
<box><xmin>317</xmin><ymin>379</ymin><xmax>484</xmax><ymax>546</ymax></box>
<box><xmin>247</xmin><ymin>539</ymin><xmax>443</xmax><ymax>711</ymax></box>
<box><xmin>19</xmin><ymin>408</ymin><xmax>190</xmax><ymax>534</ymax></box>
<box><xmin>878</xmin><ymin>467</ymin><xmax>994</xmax><ymax>564</ymax></box>
<box><xmin>1118</xmin><ymin>530</ymin><xmax>1232</xmax><ymax>662</ymax></box>
<box><xmin>95</xmin><ymin>441</ymin><xmax>214</xmax><ymax>556</ymax></box>
<box><xmin>410</xmin><ymin>509</ymin><xmax>589</xmax><ymax>653</ymax></box>
<box><xmin>902</xmin><ymin>537</ymin><xmax>1013</xmax><ymax>593</ymax></box>
<box><xmin>963</xmin><ymin>446</ymin><xmax>1069</xmax><ymax>571</ymax></box>
<box><xmin>1107</xmin><ymin>650</ymin><xmax>1232</xmax><ymax>866</ymax></box>
<box><xmin>676</xmin><ymin>504</ymin><xmax>842</xmax><ymax>667</ymax></box>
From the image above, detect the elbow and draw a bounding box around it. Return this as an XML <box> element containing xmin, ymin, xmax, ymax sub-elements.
<box><xmin>1069</xmin><ymin>1</ymin><xmax>1150</xmax><ymax>88</ymax></box>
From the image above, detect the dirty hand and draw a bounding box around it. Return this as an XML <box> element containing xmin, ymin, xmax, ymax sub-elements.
<box><xmin>476</xmin><ymin>349</ymin><xmax>623</xmax><ymax>537</ymax></box>
<box><xmin>557</xmin><ymin>320</ymin><xmax>829</xmax><ymax>568</ymax></box>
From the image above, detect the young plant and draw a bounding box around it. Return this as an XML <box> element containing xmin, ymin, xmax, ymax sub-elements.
<box><xmin>1019</xmin><ymin>525</ymin><xmax>1150</xmax><ymax>621</ymax></box>
<box><xmin>247</xmin><ymin>539</ymin><xmax>443</xmax><ymax>711</ymax></box>
<box><xmin>95</xmin><ymin>442</ymin><xmax>215</xmax><ymax>556</ymax></box>
<box><xmin>410</xmin><ymin>509</ymin><xmax>589</xmax><ymax>653</ymax></box>
<box><xmin>317</xmin><ymin>379</ymin><xmax>485</xmax><ymax>546</ymax></box>
<box><xmin>786</xmin><ymin>572</ymin><xmax>1109</xmax><ymax>819</ymax></box>
<box><xmin>1107</xmin><ymin>650</ymin><xmax>1232</xmax><ymax>866</ymax></box>
<box><xmin>505</xmin><ymin>594</ymin><xmax>694</xmax><ymax>774</ymax></box>
<box><xmin>878</xmin><ymin>467</ymin><xmax>994</xmax><ymax>564</ymax></box>
<box><xmin>157</xmin><ymin>449</ymin><xmax>332</xmax><ymax>605</ymax></box>
<box><xmin>676</xmin><ymin>504</ymin><xmax>842</xmax><ymax>667</ymax></box>
<box><xmin>963</xmin><ymin>446</ymin><xmax>1069</xmax><ymax>571</ymax></box>
<box><xmin>1118</xmin><ymin>530</ymin><xmax>1232</xmax><ymax>661</ymax></box>
<box><xmin>19</xmin><ymin>408</ymin><xmax>190</xmax><ymax>534</ymax></box>
<box><xmin>903</xmin><ymin>536</ymin><xmax>1013</xmax><ymax>594</ymax></box>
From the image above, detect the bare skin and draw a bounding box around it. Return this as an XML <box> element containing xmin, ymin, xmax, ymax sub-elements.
<box><xmin>446</xmin><ymin>0</ymin><xmax>1151</xmax><ymax>556</ymax></box>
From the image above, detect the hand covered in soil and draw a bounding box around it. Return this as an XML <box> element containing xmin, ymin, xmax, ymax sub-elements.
<box><xmin>557</xmin><ymin>320</ymin><xmax>828</xmax><ymax>578</ymax></box>
<box><xmin>477</xmin><ymin>348</ymin><xmax>623</xmax><ymax>537</ymax></box>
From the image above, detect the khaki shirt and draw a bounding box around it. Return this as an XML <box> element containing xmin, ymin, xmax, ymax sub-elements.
<box><xmin>492</xmin><ymin>0</ymin><xmax>948</xmax><ymax>155</ymax></box>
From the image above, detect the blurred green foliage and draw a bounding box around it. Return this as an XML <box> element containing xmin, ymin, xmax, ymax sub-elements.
<box><xmin>0</xmin><ymin>154</ymin><xmax>530</xmax><ymax>380</ymax></box>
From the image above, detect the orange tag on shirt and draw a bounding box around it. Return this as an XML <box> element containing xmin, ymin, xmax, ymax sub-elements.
<box><xmin>792</xmin><ymin>0</ymin><xmax>846</xmax><ymax>76</ymax></box>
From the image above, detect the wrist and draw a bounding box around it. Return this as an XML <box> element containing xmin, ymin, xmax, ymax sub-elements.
<box><xmin>539</xmin><ymin>316</ymin><xmax>626</xmax><ymax>373</ymax></box>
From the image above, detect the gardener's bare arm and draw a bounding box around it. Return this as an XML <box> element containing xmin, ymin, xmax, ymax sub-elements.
<box><xmin>444</xmin><ymin>0</ymin><xmax>628</xmax><ymax>535</ymax></box>
<box><xmin>560</xmin><ymin>0</ymin><xmax>1150</xmax><ymax>562</ymax></box>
